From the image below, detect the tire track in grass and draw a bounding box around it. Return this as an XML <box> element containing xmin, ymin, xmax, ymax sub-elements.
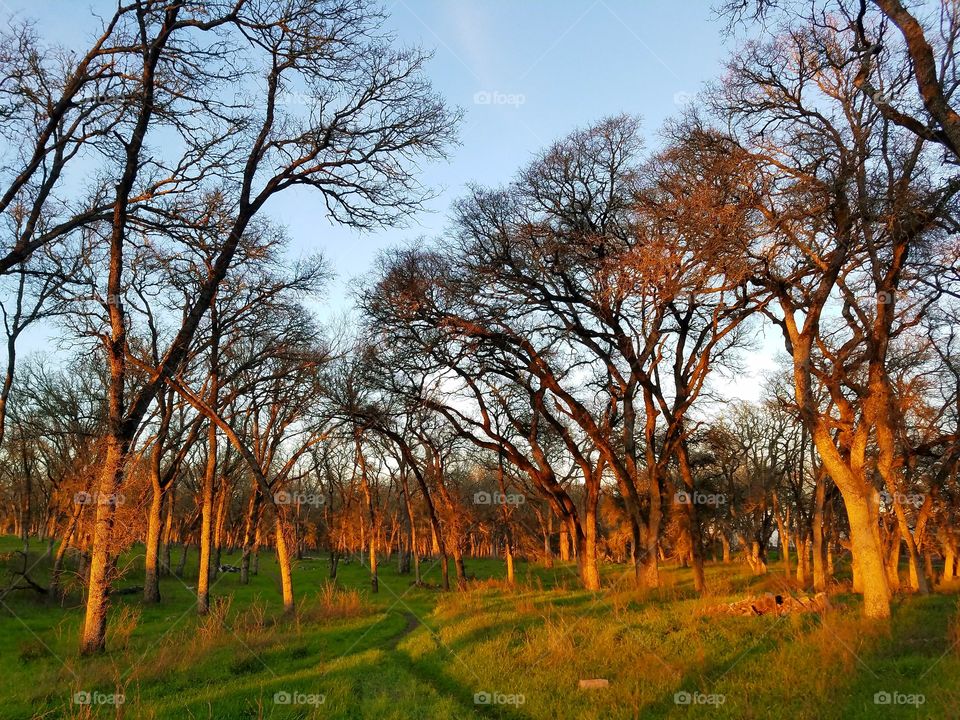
<box><xmin>383</xmin><ymin>610</ymin><xmax>529</xmax><ymax>719</ymax></box>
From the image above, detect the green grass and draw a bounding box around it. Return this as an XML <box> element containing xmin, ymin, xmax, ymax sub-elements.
<box><xmin>0</xmin><ymin>536</ymin><xmax>957</xmax><ymax>719</ymax></box>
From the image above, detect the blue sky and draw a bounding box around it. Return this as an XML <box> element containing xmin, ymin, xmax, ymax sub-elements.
<box><xmin>2</xmin><ymin>0</ymin><xmax>776</xmax><ymax>399</ymax></box>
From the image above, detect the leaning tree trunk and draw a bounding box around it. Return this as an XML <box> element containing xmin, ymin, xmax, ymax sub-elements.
<box><xmin>51</xmin><ymin>504</ymin><xmax>83</xmax><ymax>598</ymax></box>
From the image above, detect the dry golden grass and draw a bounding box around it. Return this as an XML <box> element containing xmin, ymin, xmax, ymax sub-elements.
<box><xmin>105</xmin><ymin>605</ymin><xmax>140</xmax><ymax>651</ymax></box>
<box><xmin>298</xmin><ymin>581</ymin><xmax>366</xmax><ymax>622</ymax></box>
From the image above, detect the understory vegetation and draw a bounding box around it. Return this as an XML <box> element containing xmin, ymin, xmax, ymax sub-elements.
<box><xmin>2</xmin><ymin>536</ymin><xmax>957</xmax><ymax>719</ymax></box>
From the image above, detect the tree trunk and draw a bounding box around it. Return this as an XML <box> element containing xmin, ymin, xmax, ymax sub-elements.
<box><xmin>943</xmin><ymin>544</ymin><xmax>956</xmax><ymax>583</ymax></box>
<box><xmin>676</xmin><ymin>443</ymin><xmax>706</xmax><ymax>594</ymax></box>
<box><xmin>80</xmin><ymin>437</ymin><xmax>126</xmax><ymax>655</ymax></box>
<box><xmin>542</xmin><ymin>511</ymin><xmax>554</xmax><ymax>568</ymax></box>
<box><xmin>403</xmin><ymin>485</ymin><xmax>421</xmax><ymax>585</ymax></box>
<box><xmin>453</xmin><ymin>543</ymin><xmax>467</xmax><ymax>590</ymax></box>
<box><xmin>892</xmin><ymin>500</ymin><xmax>929</xmax><ymax>594</ymax></box>
<box><xmin>240</xmin><ymin>487</ymin><xmax>261</xmax><ymax>585</ymax></box>
<box><xmin>579</xmin><ymin>505</ymin><xmax>601</xmax><ymax>591</ymax></box>
<box><xmin>641</xmin><ymin>487</ymin><xmax>662</xmax><ymax>589</ymax></box>
<box><xmin>197</xmin><ymin>420</ymin><xmax>217</xmax><ymax>615</ymax></box>
<box><xmin>773</xmin><ymin>493</ymin><xmax>790</xmax><ymax>578</ymax></box>
<box><xmin>796</xmin><ymin>534</ymin><xmax>809</xmax><ymax>586</ymax></box>
<box><xmin>812</xmin><ymin>472</ymin><xmax>828</xmax><ymax>591</ymax></box>
<box><xmin>846</xmin><ymin>492</ymin><xmax>891</xmax><ymax>618</ymax></box>
<box><xmin>175</xmin><ymin>542</ymin><xmax>188</xmax><ymax>577</ymax></box>
<box><xmin>51</xmin><ymin>505</ymin><xmax>82</xmax><ymax>598</ymax></box>
<box><xmin>143</xmin><ymin>479</ymin><xmax>164</xmax><ymax>603</ymax></box>
<box><xmin>160</xmin><ymin>483</ymin><xmax>175</xmax><ymax>577</ymax></box>
<box><xmin>356</xmin><ymin>436</ymin><xmax>378</xmax><ymax>594</ymax></box>
<box><xmin>275</xmin><ymin>515</ymin><xmax>294</xmax><ymax>614</ymax></box>
<box><xmin>212</xmin><ymin>482</ymin><xmax>229</xmax><ymax>576</ymax></box>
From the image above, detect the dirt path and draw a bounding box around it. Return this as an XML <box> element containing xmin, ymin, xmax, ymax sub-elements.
<box><xmin>384</xmin><ymin>610</ymin><xmax>422</xmax><ymax>650</ymax></box>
